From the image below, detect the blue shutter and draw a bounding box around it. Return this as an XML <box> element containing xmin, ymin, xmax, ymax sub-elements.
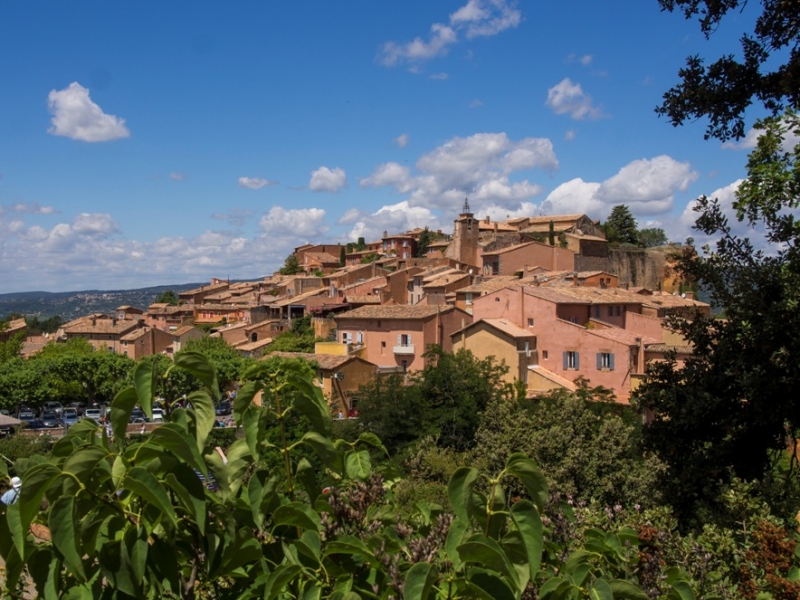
<box><xmin>596</xmin><ymin>353</ymin><xmax>602</xmax><ymax>370</ymax></box>
<box><xmin>562</xmin><ymin>352</ymin><xmax>568</xmax><ymax>370</ymax></box>
<box><xmin>575</xmin><ymin>352</ymin><xmax>580</xmax><ymax>370</ymax></box>
<box><xmin>609</xmin><ymin>353</ymin><xmax>615</xmax><ymax>371</ymax></box>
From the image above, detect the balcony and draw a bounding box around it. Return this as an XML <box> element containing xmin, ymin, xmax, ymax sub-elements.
<box><xmin>393</xmin><ymin>344</ymin><xmax>416</xmax><ymax>355</ymax></box>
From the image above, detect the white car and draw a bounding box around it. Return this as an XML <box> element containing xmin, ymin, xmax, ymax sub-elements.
<box><xmin>151</xmin><ymin>408</ymin><xmax>164</xmax><ymax>423</ymax></box>
<box><xmin>84</xmin><ymin>408</ymin><xmax>102</xmax><ymax>422</ymax></box>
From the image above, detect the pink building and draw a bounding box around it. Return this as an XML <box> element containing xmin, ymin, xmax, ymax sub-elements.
<box><xmin>481</xmin><ymin>241</ymin><xmax>575</xmax><ymax>276</ymax></box>
<box><xmin>335</xmin><ymin>305</ymin><xmax>472</xmax><ymax>372</ymax></box>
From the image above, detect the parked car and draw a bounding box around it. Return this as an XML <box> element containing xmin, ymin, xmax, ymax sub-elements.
<box><xmin>84</xmin><ymin>408</ymin><xmax>102</xmax><ymax>422</ymax></box>
<box><xmin>18</xmin><ymin>408</ymin><xmax>36</xmax><ymax>422</ymax></box>
<box><xmin>129</xmin><ymin>408</ymin><xmax>148</xmax><ymax>423</ymax></box>
<box><xmin>215</xmin><ymin>401</ymin><xmax>232</xmax><ymax>416</ymax></box>
<box><xmin>23</xmin><ymin>419</ymin><xmax>47</xmax><ymax>430</ymax></box>
<box><xmin>43</xmin><ymin>401</ymin><xmax>64</xmax><ymax>417</ymax></box>
<box><xmin>41</xmin><ymin>412</ymin><xmax>60</xmax><ymax>428</ymax></box>
<box><xmin>151</xmin><ymin>408</ymin><xmax>164</xmax><ymax>423</ymax></box>
<box><xmin>62</xmin><ymin>408</ymin><xmax>80</xmax><ymax>427</ymax></box>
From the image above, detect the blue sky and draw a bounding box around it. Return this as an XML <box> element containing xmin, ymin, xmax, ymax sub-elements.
<box><xmin>0</xmin><ymin>1</ymin><xmax>772</xmax><ymax>293</ymax></box>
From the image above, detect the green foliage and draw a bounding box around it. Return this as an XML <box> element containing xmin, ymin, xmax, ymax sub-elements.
<box><xmin>153</xmin><ymin>289</ymin><xmax>179</xmax><ymax>305</ymax></box>
<box><xmin>358</xmin><ymin>346</ymin><xmax>510</xmax><ymax>454</ymax></box>
<box><xmin>417</xmin><ymin>227</ymin><xmax>432</xmax><ymax>257</ymax></box>
<box><xmin>637</xmin><ymin>227</ymin><xmax>668</xmax><ymax>248</ymax></box>
<box><xmin>181</xmin><ymin>335</ymin><xmax>253</xmax><ymax>390</ymax></box>
<box><xmin>635</xmin><ymin>114</ymin><xmax>800</xmax><ymax>524</ymax></box>
<box><xmin>360</xmin><ymin>252</ymin><xmax>380</xmax><ymax>264</ymax></box>
<box><xmin>0</xmin><ymin>332</ymin><xmax>24</xmax><ymax>366</ymax></box>
<box><xmin>472</xmin><ymin>391</ymin><xmax>664</xmax><ymax>508</ymax></box>
<box><xmin>23</xmin><ymin>315</ymin><xmax>63</xmax><ymax>335</ymax></box>
<box><xmin>0</xmin><ymin>435</ymin><xmax>52</xmax><ymax>470</ymax></box>
<box><xmin>266</xmin><ymin>316</ymin><xmax>319</xmax><ymax>354</ymax></box>
<box><xmin>339</xmin><ymin>245</ymin><xmax>346</xmax><ymax>267</ymax></box>
<box><xmin>657</xmin><ymin>0</ymin><xmax>799</xmax><ymax>141</ymax></box>
<box><xmin>1</xmin><ymin>356</ymin><xmax>795</xmax><ymax>599</ymax></box>
<box><xmin>279</xmin><ymin>253</ymin><xmax>302</xmax><ymax>275</ymax></box>
<box><xmin>603</xmin><ymin>205</ymin><xmax>638</xmax><ymax>244</ymax></box>
<box><xmin>548</xmin><ymin>220</ymin><xmax>555</xmax><ymax>246</ymax></box>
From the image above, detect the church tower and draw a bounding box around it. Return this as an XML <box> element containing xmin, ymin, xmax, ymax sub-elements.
<box><xmin>445</xmin><ymin>196</ymin><xmax>479</xmax><ymax>266</ymax></box>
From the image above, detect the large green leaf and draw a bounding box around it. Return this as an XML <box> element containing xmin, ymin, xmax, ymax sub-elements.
<box><xmin>457</xmin><ymin>534</ymin><xmax>520</xmax><ymax>593</ymax></box>
<box><xmin>234</xmin><ymin>380</ymin><xmax>263</xmax><ymax>421</ymax></box>
<box><xmin>122</xmin><ymin>466</ymin><xmax>178</xmax><ymax>527</ymax></box>
<box><xmin>296</xmin><ymin>457</ymin><xmax>322</xmax><ymax>502</ymax></box>
<box><xmin>247</xmin><ymin>469</ymin><xmax>275</xmax><ymax>528</ymax></box>
<box><xmin>467</xmin><ymin>571</ymin><xmax>517</xmax><ymax>600</ymax></box>
<box><xmin>263</xmin><ymin>564</ymin><xmax>303</xmax><ymax>600</ymax></box>
<box><xmin>187</xmin><ymin>389</ymin><xmax>216</xmax><ymax>449</ymax></box>
<box><xmin>173</xmin><ymin>351</ymin><xmax>220</xmax><ymax>398</ymax></box>
<box><xmin>272</xmin><ymin>502</ymin><xmax>321</xmax><ymax>532</ymax></box>
<box><xmin>325</xmin><ymin>536</ymin><xmax>378</xmax><ymax>567</ymax></box>
<box><xmin>344</xmin><ymin>449</ymin><xmax>372</xmax><ymax>481</ymax></box>
<box><xmin>355</xmin><ymin>432</ymin><xmax>388</xmax><ymax>456</ymax></box>
<box><xmin>448</xmin><ymin>466</ymin><xmax>480</xmax><ymax>523</ymax></box>
<box><xmin>122</xmin><ymin>524</ymin><xmax>148</xmax><ymax>591</ymax></box>
<box><xmin>164</xmin><ymin>471</ymin><xmax>206</xmax><ymax>535</ymax></box>
<box><xmin>147</xmin><ymin>423</ymin><xmax>207</xmax><ymax>475</ymax></box>
<box><xmin>300</xmin><ymin>431</ymin><xmax>341</xmax><ymax>471</ymax></box>
<box><xmin>49</xmin><ymin>495</ymin><xmax>86</xmax><ymax>581</ymax></box>
<box><xmin>589</xmin><ymin>578</ymin><xmax>613</xmax><ymax>600</ymax></box>
<box><xmin>404</xmin><ymin>562</ymin><xmax>438</xmax><ymax>600</ymax></box>
<box><xmin>609</xmin><ymin>580</ymin><xmax>649</xmax><ymax>600</ymax></box>
<box><xmin>18</xmin><ymin>462</ymin><xmax>61</xmax><ymax>531</ymax></box>
<box><xmin>62</xmin><ymin>446</ymin><xmax>109</xmax><ymax>483</ymax></box>
<box><xmin>110</xmin><ymin>386</ymin><xmax>139</xmax><ymax>444</ymax></box>
<box><xmin>504</xmin><ymin>453</ymin><xmax>548</xmax><ymax>512</ymax></box>
<box><xmin>667</xmin><ymin>581</ymin><xmax>697</xmax><ymax>600</ymax></box>
<box><xmin>509</xmin><ymin>500</ymin><xmax>543</xmax><ymax>579</ymax></box>
<box><xmin>445</xmin><ymin>517</ymin><xmax>469</xmax><ymax>569</ymax></box>
<box><xmin>286</xmin><ymin>372</ymin><xmax>332</xmax><ymax>435</ymax></box>
<box><xmin>132</xmin><ymin>360</ymin><xmax>155</xmax><ymax>418</ymax></box>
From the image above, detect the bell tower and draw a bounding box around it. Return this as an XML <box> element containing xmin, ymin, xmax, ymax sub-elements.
<box><xmin>445</xmin><ymin>196</ymin><xmax>479</xmax><ymax>266</ymax></box>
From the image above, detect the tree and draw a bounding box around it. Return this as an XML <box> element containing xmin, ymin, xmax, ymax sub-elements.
<box><xmin>657</xmin><ymin>0</ymin><xmax>800</xmax><ymax>141</ymax></box>
<box><xmin>548</xmin><ymin>220</ymin><xmax>555</xmax><ymax>246</ymax></box>
<box><xmin>416</xmin><ymin>226</ymin><xmax>432</xmax><ymax>257</ymax></box>
<box><xmin>339</xmin><ymin>245</ymin><xmax>346</xmax><ymax>267</ymax></box>
<box><xmin>279</xmin><ymin>253</ymin><xmax>302</xmax><ymax>275</ymax></box>
<box><xmin>637</xmin><ymin>227</ymin><xmax>668</xmax><ymax>248</ymax></box>
<box><xmin>181</xmin><ymin>335</ymin><xmax>253</xmax><ymax>390</ymax></box>
<box><xmin>603</xmin><ymin>204</ymin><xmax>638</xmax><ymax>244</ymax></box>
<box><xmin>153</xmin><ymin>289</ymin><xmax>179</xmax><ymax>305</ymax></box>
<box><xmin>634</xmin><ymin>113</ymin><xmax>800</xmax><ymax>522</ymax></box>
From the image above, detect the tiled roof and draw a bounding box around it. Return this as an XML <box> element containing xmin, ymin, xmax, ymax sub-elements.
<box><xmin>120</xmin><ymin>327</ymin><xmax>151</xmax><ymax>341</ymax></box>
<box><xmin>268</xmin><ymin>351</ymin><xmax>358</xmax><ymax>370</ymax></box>
<box><xmin>422</xmin><ymin>273</ymin><xmax>469</xmax><ymax>287</ymax></box>
<box><xmin>305</xmin><ymin>252</ymin><xmax>340</xmax><ymax>263</ymax></box>
<box><xmin>588</xmin><ymin>327</ymin><xmax>658</xmax><ymax>346</ymax></box>
<box><xmin>481</xmin><ymin>242</ymin><xmax>536</xmax><ymax>257</ymax></box>
<box><xmin>345</xmin><ymin>295</ymin><xmax>382</xmax><ymax>304</ymax></box>
<box><xmin>642</xmin><ymin>292</ymin><xmax>710</xmax><ymax>309</ymax></box>
<box><xmin>645</xmin><ymin>343</ymin><xmax>694</xmax><ymax>354</ymax></box>
<box><xmin>525</xmin><ymin>285</ymin><xmax>646</xmax><ymax>305</ymax></box>
<box><xmin>64</xmin><ymin>319</ymin><xmax>141</xmax><ymax>335</ymax></box>
<box><xmin>459</xmin><ymin>276</ymin><xmax>521</xmax><ymax>294</ymax></box>
<box><xmin>483</xmin><ymin>318</ymin><xmax>535</xmax><ymax>338</ymax></box>
<box><xmin>337</xmin><ymin>304</ymin><xmax>457</xmax><ymax>320</ymax></box>
<box><xmin>528</xmin><ymin>365</ymin><xmax>577</xmax><ymax>391</ymax></box>
<box><xmin>234</xmin><ymin>338</ymin><xmax>274</xmax><ymax>352</ymax></box>
<box><xmin>180</xmin><ymin>282</ymin><xmax>229</xmax><ymax>296</ymax></box>
<box><xmin>172</xmin><ymin>325</ymin><xmax>197</xmax><ymax>336</ymax></box>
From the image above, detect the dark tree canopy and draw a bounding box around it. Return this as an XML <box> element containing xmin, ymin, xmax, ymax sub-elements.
<box><xmin>657</xmin><ymin>0</ymin><xmax>800</xmax><ymax>141</ymax></box>
<box><xmin>603</xmin><ymin>205</ymin><xmax>639</xmax><ymax>244</ymax></box>
<box><xmin>634</xmin><ymin>114</ymin><xmax>800</xmax><ymax>522</ymax></box>
<box><xmin>279</xmin><ymin>253</ymin><xmax>302</xmax><ymax>275</ymax></box>
<box><xmin>637</xmin><ymin>227</ymin><xmax>669</xmax><ymax>248</ymax></box>
<box><xmin>416</xmin><ymin>227</ymin><xmax>432</xmax><ymax>257</ymax></box>
<box><xmin>154</xmin><ymin>289</ymin><xmax>179</xmax><ymax>305</ymax></box>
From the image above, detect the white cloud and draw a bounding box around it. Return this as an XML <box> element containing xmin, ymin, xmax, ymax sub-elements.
<box><xmin>395</xmin><ymin>133</ymin><xmax>410</xmax><ymax>148</ymax></box>
<box><xmin>567</xmin><ymin>53</ymin><xmax>593</xmax><ymax>66</ymax></box>
<box><xmin>721</xmin><ymin>120</ymin><xmax>800</xmax><ymax>152</ymax></box>
<box><xmin>379</xmin><ymin>0</ymin><xmax>520</xmax><ymax>67</ymax></box>
<box><xmin>469</xmin><ymin>98</ymin><xmax>483</xmax><ymax>108</ymax></box>
<box><xmin>72</xmin><ymin>213</ymin><xmax>119</xmax><ymax>235</ymax></box>
<box><xmin>344</xmin><ymin>201</ymin><xmax>440</xmax><ymax>242</ymax></box>
<box><xmin>360</xmin><ymin>132</ymin><xmax>555</xmax><ymax>218</ymax></box>
<box><xmin>309</xmin><ymin>166</ymin><xmax>347</xmax><ymax>192</ymax></box>
<box><xmin>545</xmin><ymin>78</ymin><xmax>603</xmax><ymax>120</ymax></box>
<box><xmin>429</xmin><ymin>73</ymin><xmax>449</xmax><ymax>80</ymax></box>
<box><xmin>47</xmin><ymin>82</ymin><xmax>130</xmax><ymax>142</ymax></box>
<box><xmin>259</xmin><ymin>206</ymin><xmax>328</xmax><ymax>238</ymax></box>
<box><xmin>3</xmin><ymin>202</ymin><xmax>58</xmax><ymax>215</ymax></box>
<box><xmin>565</xmin><ymin>129</ymin><xmax>576</xmax><ymax>141</ymax></box>
<box><xmin>211</xmin><ymin>209</ymin><xmax>255</xmax><ymax>227</ymax></box>
<box><xmin>169</xmin><ymin>172</ymin><xmax>187</xmax><ymax>182</ymax></box>
<box><xmin>542</xmin><ymin>155</ymin><xmax>699</xmax><ymax>219</ymax></box>
<box><xmin>238</xmin><ymin>176</ymin><xmax>277</xmax><ymax>189</ymax></box>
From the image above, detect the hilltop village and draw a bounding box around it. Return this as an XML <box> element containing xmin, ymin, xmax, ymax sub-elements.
<box><xmin>4</xmin><ymin>203</ymin><xmax>708</xmax><ymax>412</ymax></box>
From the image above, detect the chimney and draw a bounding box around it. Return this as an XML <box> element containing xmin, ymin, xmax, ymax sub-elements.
<box><xmin>383</xmin><ymin>230</ymin><xmax>388</xmax><ymax>238</ymax></box>
<box><xmin>485</xmin><ymin>215</ymin><xmax>490</xmax><ymax>224</ymax></box>
<box><xmin>685</xmin><ymin>291</ymin><xmax>695</xmax><ymax>300</ymax></box>
<box><xmin>494</xmin><ymin>223</ymin><xmax>498</xmax><ymax>233</ymax></box>
<box><xmin>573</xmin><ymin>272</ymin><xmax>578</xmax><ymax>286</ymax></box>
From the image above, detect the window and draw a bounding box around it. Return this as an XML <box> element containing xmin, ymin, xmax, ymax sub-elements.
<box><xmin>615</xmin><ymin>306</ymin><xmax>622</xmax><ymax>317</ymax></box>
<box><xmin>608</xmin><ymin>306</ymin><xmax>614</xmax><ymax>317</ymax></box>
<box><xmin>401</xmin><ymin>360</ymin><xmax>408</xmax><ymax>372</ymax></box>
<box><xmin>398</xmin><ymin>334</ymin><xmax>411</xmax><ymax>346</ymax></box>
<box><xmin>563</xmin><ymin>351</ymin><xmax>579</xmax><ymax>370</ymax></box>
<box><xmin>381</xmin><ymin>341</ymin><xmax>386</xmax><ymax>348</ymax></box>
<box><xmin>377</xmin><ymin>320</ymin><xmax>382</xmax><ymax>328</ymax></box>
<box><xmin>542</xmin><ymin>350</ymin><xmax>548</xmax><ymax>360</ymax></box>
<box><xmin>527</xmin><ymin>318</ymin><xmax>534</xmax><ymax>327</ymax></box>
<box><xmin>597</xmin><ymin>352</ymin><xmax>615</xmax><ymax>370</ymax></box>
<box><xmin>594</xmin><ymin>306</ymin><xmax>601</xmax><ymax>318</ymax></box>
<box><xmin>466</xmin><ymin>292</ymin><xmax>473</xmax><ymax>306</ymax></box>
<box><xmin>357</xmin><ymin>332</ymin><xmax>363</xmax><ymax>344</ymax></box>
<box><xmin>342</xmin><ymin>332</ymin><xmax>352</xmax><ymax>344</ymax></box>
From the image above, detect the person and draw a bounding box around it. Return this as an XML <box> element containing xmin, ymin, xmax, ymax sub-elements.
<box><xmin>1</xmin><ymin>477</ymin><xmax>21</xmax><ymax>505</ymax></box>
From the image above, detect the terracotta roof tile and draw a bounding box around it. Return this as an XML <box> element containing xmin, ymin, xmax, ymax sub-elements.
<box><xmin>337</xmin><ymin>304</ymin><xmax>458</xmax><ymax>320</ymax></box>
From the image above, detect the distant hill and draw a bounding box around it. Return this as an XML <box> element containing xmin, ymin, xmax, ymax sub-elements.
<box><xmin>0</xmin><ymin>283</ymin><xmax>205</xmax><ymax>320</ymax></box>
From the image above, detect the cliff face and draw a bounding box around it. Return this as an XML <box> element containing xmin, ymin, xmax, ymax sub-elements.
<box><xmin>606</xmin><ymin>247</ymin><xmax>686</xmax><ymax>292</ymax></box>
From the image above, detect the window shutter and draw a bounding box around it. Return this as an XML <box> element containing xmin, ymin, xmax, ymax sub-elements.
<box><xmin>398</xmin><ymin>334</ymin><xmax>402</xmax><ymax>346</ymax></box>
<box><xmin>609</xmin><ymin>353</ymin><xmax>615</xmax><ymax>370</ymax></box>
<box><xmin>562</xmin><ymin>352</ymin><xmax>568</xmax><ymax>370</ymax></box>
<box><xmin>575</xmin><ymin>352</ymin><xmax>580</xmax><ymax>370</ymax></box>
<box><xmin>596</xmin><ymin>353</ymin><xmax>602</xmax><ymax>370</ymax></box>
